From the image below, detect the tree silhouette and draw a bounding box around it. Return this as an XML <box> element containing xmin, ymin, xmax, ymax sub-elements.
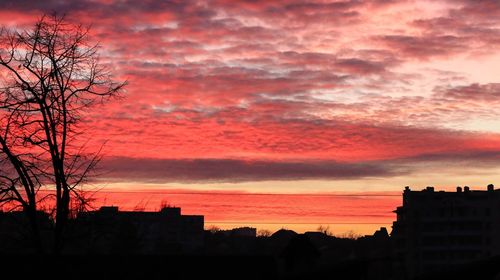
<box><xmin>0</xmin><ymin>14</ymin><xmax>125</xmax><ymax>253</ymax></box>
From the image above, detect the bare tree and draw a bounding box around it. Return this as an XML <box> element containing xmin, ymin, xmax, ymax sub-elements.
<box><xmin>0</xmin><ymin>14</ymin><xmax>125</xmax><ymax>253</ymax></box>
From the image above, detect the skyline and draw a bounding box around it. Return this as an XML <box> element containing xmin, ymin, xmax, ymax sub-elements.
<box><xmin>1</xmin><ymin>0</ymin><xmax>500</xmax><ymax>234</ymax></box>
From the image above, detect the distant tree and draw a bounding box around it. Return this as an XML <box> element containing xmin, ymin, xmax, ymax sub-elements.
<box><xmin>317</xmin><ymin>225</ymin><xmax>333</xmax><ymax>236</ymax></box>
<box><xmin>160</xmin><ymin>199</ymin><xmax>173</xmax><ymax>209</ymax></box>
<box><xmin>257</xmin><ymin>229</ymin><xmax>272</xmax><ymax>237</ymax></box>
<box><xmin>207</xmin><ymin>225</ymin><xmax>222</xmax><ymax>234</ymax></box>
<box><xmin>0</xmin><ymin>14</ymin><xmax>125</xmax><ymax>253</ymax></box>
<box><xmin>337</xmin><ymin>230</ymin><xmax>361</xmax><ymax>240</ymax></box>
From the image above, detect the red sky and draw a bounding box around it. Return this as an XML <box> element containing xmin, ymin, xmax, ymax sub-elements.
<box><xmin>1</xmin><ymin>0</ymin><xmax>500</xmax><ymax>235</ymax></box>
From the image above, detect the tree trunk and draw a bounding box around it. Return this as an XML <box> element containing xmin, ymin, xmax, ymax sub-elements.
<box><xmin>26</xmin><ymin>206</ymin><xmax>44</xmax><ymax>254</ymax></box>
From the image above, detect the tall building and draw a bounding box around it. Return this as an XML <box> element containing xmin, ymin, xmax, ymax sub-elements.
<box><xmin>391</xmin><ymin>184</ymin><xmax>500</xmax><ymax>279</ymax></box>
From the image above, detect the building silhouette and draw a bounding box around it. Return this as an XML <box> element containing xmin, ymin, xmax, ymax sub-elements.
<box><xmin>74</xmin><ymin>206</ymin><xmax>204</xmax><ymax>254</ymax></box>
<box><xmin>391</xmin><ymin>184</ymin><xmax>500</xmax><ymax>278</ymax></box>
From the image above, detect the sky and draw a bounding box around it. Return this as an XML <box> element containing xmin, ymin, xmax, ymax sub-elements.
<box><xmin>1</xmin><ymin>0</ymin><xmax>500</xmax><ymax>235</ymax></box>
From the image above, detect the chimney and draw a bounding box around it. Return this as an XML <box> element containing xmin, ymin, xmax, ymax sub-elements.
<box><xmin>488</xmin><ymin>184</ymin><xmax>494</xmax><ymax>192</ymax></box>
<box><xmin>426</xmin><ymin>186</ymin><xmax>434</xmax><ymax>192</ymax></box>
<box><xmin>457</xmin><ymin>186</ymin><xmax>462</xmax><ymax>193</ymax></box>
<box><xmin>464</xmin><ymin>186</ymin><xmax>470</xmax><ymax>192</ymax></box>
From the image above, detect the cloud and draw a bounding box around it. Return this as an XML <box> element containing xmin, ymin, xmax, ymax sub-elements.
<box><xmin>1</xmin><ymin>0</ymin><xmax>500</xmax><ymax>185</ymax></box>
<box><xmin>436</xmin><ymin>83</ymin><xmax>500</xmax><ymax>101</ymax></box>
<box><xmin>376</xmin><ymin>35</ymin><xmax>468</xmax><ymax>60</ymax></box>
<box><xmin>409</xmin><ymin>1</ymin><xmax>500</xmax><ymax>56</ymax></box>
<box><xmin>401</xmin><ymin>150</ymin><xmax>500</xmax><ymax>164</ymax></box>
<box><xmin>99</xmin><ymin>157</ymin><xmax>404</xmax><ymax>183</ymax></box>
<box><xmin>98</xmin><ymin>143</ymin><xmax>500</xmax><ymax>183</ymax></box>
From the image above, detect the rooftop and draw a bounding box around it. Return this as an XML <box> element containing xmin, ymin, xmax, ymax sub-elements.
<box><xmin>403</xmin><ymin>184</ymin><xmax>497</xmax><ymax>194</ymax></box>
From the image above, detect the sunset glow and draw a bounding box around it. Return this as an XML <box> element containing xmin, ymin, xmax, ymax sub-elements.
<box><xmin>2</xmin><ymin>0</ymin><xmax>500</xmax><ymax>235</ymax></box>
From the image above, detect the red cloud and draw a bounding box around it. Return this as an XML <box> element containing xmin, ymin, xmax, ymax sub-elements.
<box><xmin>82</xmin><ymin>107</ymin><xmax>500</xmax><ymax>163</ymax></box>
<box><xmin>1</xmin><ymin>1</ymin><xmax>500</xmax><ymax>184</ymax></box>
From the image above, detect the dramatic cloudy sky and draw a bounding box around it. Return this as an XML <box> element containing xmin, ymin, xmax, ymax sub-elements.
<box><xmin>1</xmin><ymin>0</ymin><xmax>500</xmax><ymax>233</ymax></box>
